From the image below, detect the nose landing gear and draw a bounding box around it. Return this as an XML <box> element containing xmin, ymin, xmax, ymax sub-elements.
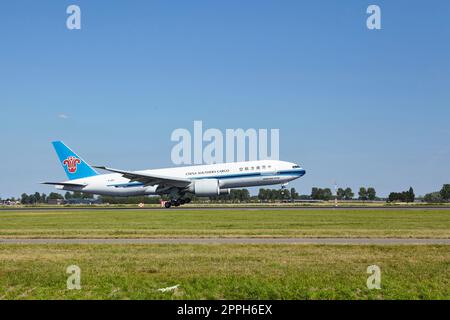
<box><xmin>280</xmin><ymin>183</ymin><xmax>289</xmax><ymax>197</ymax></box>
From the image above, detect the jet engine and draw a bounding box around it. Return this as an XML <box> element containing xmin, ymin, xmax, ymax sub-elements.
<box><xmin>189</xmin><ymin>179</ymin><xmax>230</xmax><ymax>196</ymax></box>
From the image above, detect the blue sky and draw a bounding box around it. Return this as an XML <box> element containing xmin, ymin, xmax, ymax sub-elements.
<box><xmin>0</xmin><ymin>0</ymin><xmax>449</xmax><ymax>198</ymax></box>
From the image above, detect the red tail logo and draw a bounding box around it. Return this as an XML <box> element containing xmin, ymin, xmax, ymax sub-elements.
<box><xmin>63</xmin><ymin>156</ymin><xmax>81</xmax><ymax>173</ymax></box>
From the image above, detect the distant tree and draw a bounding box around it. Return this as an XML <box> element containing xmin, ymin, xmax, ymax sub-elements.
<box><xmin>48</xmin><ymin>192</ymin><xmax>64</xmax><ymax>200</ymax></box>
<box><xmin>234</xmin><ymin>189</ymin><xmax>250</xmax><ymax>202</ymax></box>
<box><xmin>20</xmin><ymin>192</ymin><xmax>45</xmax><ymax>204</ymax></box>
<box><xmin>29</xmin><ymin>194</ymin><xmax>38</xmax><ymax>204</ymax></box>
<box><xmin>388</xmin><ymin>187</ymin><xmax>415</xmax><ymax>203</ymax></box>
<box><xmin>322</xmin><ymin>188</ymin><xmax>332</xmax><ymax>200</ymax></box>
<box><xmin>258</xmin><ymin>189</ymin><xmax>267</xmax><ymax>201</ymax></box>
<box><xmin>367</xmin><ymin>187</ymin><xmax>376</xmax><ymax>201</ymax></box>
<box><xmin>21</xmin><ymin>193</ymin><xmax>29</xmax><ymax>204</ymax></box>
<box><xmin>281</xmin><ymin>188</ymin><xmax>290</xmax><ymax>200</ymax></box>
<box><xmin>424</xmin><ymin>192</ymin><xmax>443</xmax><ymax>203</ymax></box>
<box><xmin>269</xmin><ymin>189</ymin><xmax>278</xmax><ymax>201</ymax></box>
<box><xmin>336</xmin><ymin>188</ymin><xmax>345</xmax><ymax>200</ymax></box>
<box><xmin>34</xmin><ymin>192</ymin><xmax>41</xmax><ymax>203</ymax></box>
<box><xmin>344</xmin><ymin>187</ymin><xmax>354</xmax><ymax>200</ymax></box>
<box><xmin>290</xmin><ymin>188</ymin><xmax>299</xmax><ymax>200</ymax></box>
<box><xmin>72</xmin><ymin>191</ymin><xmax>82</xmax><ymax>199</ymax></box>
<box><xmin>335</xmin><ymin>187</ymin><xmax>355</xmax><ymax>200</ymax></box>
<box><xmin>256</xmin><ymin>188</ymin><xmax>294</xmax><ymax>202</ymax></box>
<box><xmin>311</xmin><ymin>187</ymin><xmax>332</xmax><ymax>200</ymax></box>
<box><xmin>358</xmin><ymin>187</ymin><xmax>368</xmax><ymax>200</ymax></box>
<box><xmin>65</xmin><ymin>192</ymin><xmax>72</xmax><ymax>200</ymax></box>
<box><xmin>388</xmin><ymin>192</ymin><xmax>398</xmax><ymax>202</ymax></box>
<box><xmin>440</xmin><ymin>184</ymin><xmax>450</xmax><ymax>201</ymax></box>
<box><xmin>407</xmin><ymin>187</ymin><xmax>415</xmax><ymax>202</ymax></box>
<box><xmin>242</xmin><ymin>189</ymin><xmax>251</xmax><ymax>201</ymax></box>
<box><xmin>311</xmin><ymin>187</ymin><xmax>320</xmax><ymax>200</ymax></box>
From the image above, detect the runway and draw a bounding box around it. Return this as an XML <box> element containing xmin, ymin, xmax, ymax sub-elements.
<box><xmin>1</xmin><ymin>238</ymin><xmax>449</xmax><ymax>245</ymax></box>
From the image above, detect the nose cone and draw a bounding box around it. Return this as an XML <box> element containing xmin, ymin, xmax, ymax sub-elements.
<box><xmin>299</xmin><ymin>169</ymin><xmax>306</xmax><ymax>176</ymax></box>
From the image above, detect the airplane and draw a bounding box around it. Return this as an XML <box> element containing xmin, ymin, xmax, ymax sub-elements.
<box><xmin>43</xmin><ymin>141</ymin><xmax>306</xmax><ymax>208</ymax></box>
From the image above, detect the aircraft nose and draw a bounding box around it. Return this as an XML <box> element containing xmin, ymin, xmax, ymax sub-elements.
<box><xmin>299</xmin><ymin>169</ymin><xmax>306</xmax><ymax>176</ymax></box>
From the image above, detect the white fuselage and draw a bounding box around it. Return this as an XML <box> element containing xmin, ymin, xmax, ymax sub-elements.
<box><xmin>55</xmin><ymin>160</ymin><xmax>306</xmax><ymax>196</ymax></box>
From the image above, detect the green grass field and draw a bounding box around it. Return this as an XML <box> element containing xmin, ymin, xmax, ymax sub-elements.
<box><xmin>0</xmin><ymin>208</ymin><xmax>449</xmax><ymax>299</ymax></box>
<box><xmin>0</xmin><ymin>208</ymin><xmax>449</xmax><ymax>238</ymax></box>
<box><xmin>0</xmin><ymin>244</ymin><xmax>449</xmax><ymax>299</ymax></box>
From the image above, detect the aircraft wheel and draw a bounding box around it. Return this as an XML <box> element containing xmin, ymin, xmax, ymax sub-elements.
<box><xmin>164</xmin><ymin>201</ymin><xmax>172</xmax><ymax>208</ymax></box>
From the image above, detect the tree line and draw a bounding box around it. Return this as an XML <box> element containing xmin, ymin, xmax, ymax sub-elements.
<box><xmin>211</xmin><ymin>189</ymin><xmax>252</xmax><ymax>202</ymax></box>
<box><xmin>310</xmin><ymin>187</ymin><xmax>376</xmax><ymax>201</ymax></box>
<box><xmin>387</xmin><ymin>187</ymin><xmax>415</xmax><ymax>203</ymax></box>
<box><xmin>19</xmin><ymin>192</ymin><xmax>64</xmax><ymax>204</ymax></box>
<box><xmin>17</xmin><ymin>191</ymin><xmax>94</xmax><ymax>204</ymax></box>
<box><xmin>423</xmin><ymin>184</ymin><xmax>450</xmax><ymax>203</ymax></box>
<box><xmin>7</xmin><ymin>187</ymin><xmax>382</xmax><ymax>204</ymax></box>
<box><xmin>6</xmin><ymin>184</ymin><xmax>449</xmax><ymax>205</ymax></box>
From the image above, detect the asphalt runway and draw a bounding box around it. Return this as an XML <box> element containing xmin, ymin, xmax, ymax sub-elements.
<box><xmin>1</xmin><ymin>206</ymin><xmax>450</xmax><ymax>211</ymax></box>
<box><xmin>0</xmin><ymin>238</ymin><xmax>449</xmax><ymax>245</ymax></box>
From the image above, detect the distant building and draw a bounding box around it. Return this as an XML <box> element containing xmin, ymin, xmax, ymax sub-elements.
<box><xmin>0</xmin><ymin>200</ymin><xmax>21</xmax><ymax>206</ymax></box>
<box><xmin>47</xmin><ymin>199</ymin><xmax>64</xmax><ymax>205</ymax></box>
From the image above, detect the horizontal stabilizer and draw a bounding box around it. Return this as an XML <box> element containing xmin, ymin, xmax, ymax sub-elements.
<box><xmin>41</xmin><ymin>182</ymin><xmax>87</xmax><ymax>187</ymax></box>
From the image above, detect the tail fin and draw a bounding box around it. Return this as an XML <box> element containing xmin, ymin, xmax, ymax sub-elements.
<box><xmin>52</xmin><ymin>141</ymin><xmax>98</xmax><ymax>180</ymax></box>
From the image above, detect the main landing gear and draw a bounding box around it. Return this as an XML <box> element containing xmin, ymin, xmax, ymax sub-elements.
<box><xmin>164</xmin><ymin>197</ymin><xmax>191</xmax><ymax>208</ymax></box>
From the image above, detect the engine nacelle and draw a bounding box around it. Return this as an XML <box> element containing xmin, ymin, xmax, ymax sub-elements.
<box><xmin>189</xmin><ymin>179</ymin><xmax>230</xmax><ymax>197</ymax></box>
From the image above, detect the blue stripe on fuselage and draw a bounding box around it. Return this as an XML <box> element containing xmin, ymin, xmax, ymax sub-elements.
<box><xmin>107</xmin><ymin>169</ymin><xmax>305</xmax><ymax>188</ymax></box>
<box><xmin>193</xmin><ymin>169</ymin><xmax>305</xmax><ymax>180</ymax></box>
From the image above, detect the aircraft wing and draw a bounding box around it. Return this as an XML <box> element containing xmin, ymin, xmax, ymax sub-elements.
<box><xmin>41</xmin><ymin>182</ymin><xmax>87</xmax><ymax>187</ymax></box>
<box><xmin>93</xmin><ymin>166</ymin><xmax>192</xmax><ymax>188</ymax></box>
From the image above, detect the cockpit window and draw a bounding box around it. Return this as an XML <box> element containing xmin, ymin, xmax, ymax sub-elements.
<box><xmin>292</xmin><ymin>165</ymin><xmax>300</xmax><ymax>168</ymax></box>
